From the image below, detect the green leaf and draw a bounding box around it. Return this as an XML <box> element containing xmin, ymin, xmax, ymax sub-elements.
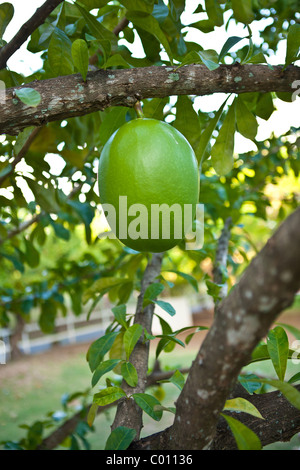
<box><xmin>198</xmin><ymin>49</ymin><xmax>219</xmax><ymax>71</ymax></box>
<box><xmin>87</xmin><ymin>331</ymin><xmax>119</xmax><ymax>372</ymax></box>
<box><xmin>120</xmin><ymin>0</ymin><xmax>154</xmax><ymax>14</ymax></box>
<box><xmin>190</xmin><ymin>18</ymin><xmax>215</xmax><ymax>33</ymax></box>
<box><xmin>169</xmin><ymin>369</ymin><xmax>185</xmax><ymax>391</ymax></box>
<box><xmin>143</xmin><ymin>282</ymin><xmax>164</xmax><ymax>307</ymax></box>
<box><xmin>132</xmin><ymin>393</ymin><xmax>163</xmax><ymax>421</ymax></box>
<box><xmin>48</xmin><ymin>27</ymin><xmax>74</xmax><ymax>76</ymax></box>
<box><xmin>175</xmin><ymin>50</ymin><xmax>203</xmax><ymax>69</ymax></box>
<box><xmin>205</xmin><ymin>278</ymin><xmax>222</xmax><ymax>302</ymax></box>
<box><xmin>288</xmin><ymin>372</ymin><xmax>300</xmax><ymax>385</ymax></box>
<box><xmin>79</xmin><ymin>0</ymin><xmax>109</xmax><ymax>10</ymax></box>
<box><xmin>92</xmin><ymin>359</ymin><xmax>121</xmax><ymax>387</ymax></box>
<box><xmin>235</xmin><ymin>96</ymin><xmax>257</xmax><ymax>141</ymax></box>
<box><xmin>285</xmin><ymin>23</ymin><xmax>300</xmax><ymax>67</ymax></box>
<box><xmin>249</xmin><ymin>342</ymin><xmax>297</xmax><ymax>364</ymax></box>
<box><xmin>0</xmin><ymin>163</ymin><xmax>12</xmax><ymax>179</ymax></box>
<box><xmin>196</xmin><ymin>95</ymin><xmax>229</xmax><ymax>165</ymax></box>
<box><xmin>87</xmin><ymin>402</ymin><xmax>98</xmax><ymax>427</ymax></box>
<box><xmin>163</xmin><ymin>270</ymin><xmax>198</xmax><ymax>292</ymax></box>
<box><xmin>143</xmin><ymin>97</ymin><xmax>169</xmax><ymax>120</ymax></box>
<box><xmin>25</xmin><ymin>178</ymin><xmax>60</xmax><ymax>214</ymax></box>
<box><xmin>245</xmin><ymin>377</ymin><xmax>300</xmax><ymax>410</ymax></box>
<box><xmin>0</xmin><ymin>2</ymin><xmax>14</xmax><ymax>38</ymax></box>
<box><xmin>71</xmin><ymin>39</ymin><xmax>89</xmax><ymax>81</ymax></box>
<box><xmin>98</xmin><ymin>107</ymin><xmax>128</xmax><ymax>146</ymax></box>
<box><xmin>205</xmin><ymin>0</ymin><xmax>223</xmax><ymax>27</ymax></box>
<box><xmin>14</xmin><ymin>126</ymin><xmax>36</xmax><ymax>155</ymax></box>
<box><xmin>126</xmin><ymin>11</ymin><xmax>173</xmax><ymax>64</ymax></box>
<box><xmin>112</xmin><ymin>304</ymin><xmax>128</xmax><ymax>329</ymax></box>
<box><xmin>244</xmin><ymin>51</ymin><xmax>268</xmax><ymax>65</ymax></box>
<box><xmin>0</xmin><ymin>252</ymin><xmax>24</xmax><ymax>273</ymax></box>
<box><xmin>123</xmin><ymin>324</ymin><xmax>143</xmax><ymax>359</ymax></box>
<box><xmin>93</xmin><ymin>386</ymin><xmax>126</xmax><ymax>406</ymax></box>
<box><xmin>15</xmin><ymin>88</ymin><xmax>41</xmax><ymax>107</ymax></box>
<box><xmin>39</xmin><ymin>301</ymin><xmax>56</xmax><ymax>334</ymax></box>
<box><xmin>210</xmin><ymin>99</ymin><xmax>236</xmax><ymax>176</ymax></box>
<box><xmin>24</xmin><ymin>238</ymin><xmax>40</xmax><ymax>268</ymax></box>
<box><xmin>221</xmin><ymin>414</ymin><xmax>262</xmax><ymax>450</ymax></box>
<box><xmin>238</xmin><ymin>374</ymin><xmax>263</xmax><ymax>394</ymax></box>
<box><xmin>176</xmin><ymin>49</ymin><xmax>219</xmax><ymax>71</ymax></box>
<box><xmin>276</xmin><ymin>322</ymin><xmax>300</xmax><ymax>340</ymax></box>
<box><xmin>104</xmin><ymin>53</ymin><xmax>131</xmax><ymax>69</ymax></box>
<box><xmin>75</xmin><ymin>2</ymin><xmax>116</xmax><ymax>43</ymax></box>
<box><xmin>154</xmin><ymin>299</ymin><xmax>176</xmax><ymax>317</ymax></box>
<box><xmin>83</xmin><ymin>277</ymin><xmax>127</xmax><ymax>303</ymax></box>
<box><xmin>231</xmin><ymin>0</ymin><xmax>254</xmax><ymax>25</ymax></box>
<box><xmin>255</xmin><ymin>93</ymin><xmax>275</xmax><ymax>121</ymax></box>
<box><xmin>121</xmin><ymin>361</ymin><xmax>138</xmax><ymax>387</ymax></box>
<box><xmin>224</xmin><ymin>398</ymin><xmax>264</xmax><ymax>419</ymax></box>
<box><xmin>267</xmin><ymin>326</ymin><xmax>289</xmax><ymax>381</ymax></box>
<box><xmin>172</xmin><ymin>95</ymin><xmax>201</xmax><ymax>148</ymax></box>
<box><xmin>218</xmin><ymin>36</ymin><xmax>245</xmax><ymax>62</ymax></box>
<box><xmin>155</xmin><ymin>334</ymin><xmax>185</xmax><ymax>358</ymax></box>
<box><xmin>105</xmin><ymin>426</ymin><xmax>136</xmax><ymax>450</ymax></box>
<box><xmin>50</xmin><ymin>220</ymin><xmax>70</xmax><ymax>241</ymax></box>
<box><xmin>109</xmin><ymin>331</ymin><xmax>126</xmax><ymax>374</ymax></box>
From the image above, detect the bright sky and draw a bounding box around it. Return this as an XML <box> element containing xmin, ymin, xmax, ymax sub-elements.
<box><xmin>3</xmin><ymin>0</ymin><xmax>300</xmax><ymax>156</ymax></box>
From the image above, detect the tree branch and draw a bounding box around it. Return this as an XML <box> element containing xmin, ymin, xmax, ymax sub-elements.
<box><xmin>211</xmin><ymin>384</ymin><xmax>300</xmax><ymax>449</ymax></box>
<box><xmin>213</xmin><ymin>216</ymin><xmax>232</xmax><ymax>305</ymax></box>
<box><xmin>111</xmin><ymin>252</ymin><xmax>164</xmax><ymax>440</ymax></box>
<box><xmin>0</xmin><ymin>126</ymin><xmax>42</xmax><ymax>187</ymax></box>
<box><xmin>0</xmin><ymin>0</ymin><xmax>64</xmax><ymax>70</ymax></box>
<box><xmin>0</xmin><ymin>181</ymin><xmax>84</xmax><ymax>245</ymax></box>
<box><xmin>130</xmin><ymin>207</ymin><xmax>300</xmax><ymax>450</ymax></box>
<box><xmin>38</xmin><ymin>362</ymin><xmax>189</xmax><ymax>450</ymax></box>
<box><xmin>1</xmin><ymin>64</ymin><xmax>299</xmax><ymax>135</ymax></box>
<box><xmin>130</xmin><ymin>383</ymin><xmax>300</xmax><ymax>450</ymax></box>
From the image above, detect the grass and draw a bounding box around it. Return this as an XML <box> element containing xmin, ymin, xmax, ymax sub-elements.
<box><xmin>0</xmin><ymin>343</ymin><xmax>195</xmax><ymax>449</ymax></box>
<box><xmin>0</xmin><ymin>337</ymin><xmax>299</xmax><ymax>450</ymax></box>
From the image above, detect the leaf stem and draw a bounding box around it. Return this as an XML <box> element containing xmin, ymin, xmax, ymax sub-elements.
<box><xmin>134</xmin><ymin>101</ymin><xmax>145</xmax><ymax>119</ymax></box>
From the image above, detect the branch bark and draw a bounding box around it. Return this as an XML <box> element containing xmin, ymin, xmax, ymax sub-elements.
<box><xmin>0</xmin><ymin>0</ymin><xmax>63</xmax><ymax>70</ymax></box>
<box><xmin>1</xmin><ymin>64</ymin><xmax>299</xmax><ymax>135</ymax></box>
<box><xmin>211</xmin><ymin>384</ymin><xmax>300</xmax><ymax>449</ymax></box>
<box><xmin>131</xmin><ymin>207</ymin><xmax>300</xmax><ymax>450</ymax></box>
<box><xmin>213</xmin><ymin>216</ymin><xmax>232</xmax><ymax>304</ymax></box>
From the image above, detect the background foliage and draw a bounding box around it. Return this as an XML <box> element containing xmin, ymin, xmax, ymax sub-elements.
<box><xmin>0</xmin><ymin>0</ymin><xmax>299</xmax><ymax>450</ymax></box>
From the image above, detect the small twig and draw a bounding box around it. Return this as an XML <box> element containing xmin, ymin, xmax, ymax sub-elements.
<box><xmin>0</xmin><ymin>126</ymin><xmax>42</xmax><ymax>187</ymax></box>
<box><xmin>0</xmin><ymin>0</ymin><xmax>63</xmax><ymax>69</ymax></box>
<box><xmin>0</xmin><ymin>181</ymin><xmax>84</xmax><ymax>245</ymax></box>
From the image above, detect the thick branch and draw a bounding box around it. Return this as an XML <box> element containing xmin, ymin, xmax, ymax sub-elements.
<box><xmin>211</xmin><ymin>384</ymin><xmax>300</xmax><ymax>449</ymax></box>
<box><xmin>131</xmin><ymin>207</ymin><xmax>300</xmax><ymax>450</ymax></box>
<box><xmin>1</xmin><ymin>64</ymin><xmax>299</xmax><ymax>135</ymax></box>
<box><xmin>0</xmin><ymin>0</ymin><xmax>63</xmax><ymax>70</ymax></box>
<box><xmin>111</xmin><ymin>252</ymin><xmax>164</xmax><ymax>440</ymax></box>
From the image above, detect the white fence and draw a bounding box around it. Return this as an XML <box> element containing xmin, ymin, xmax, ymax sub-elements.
<box><xmin>0</xmin><ymin>296</ymin><xmax>201</xmax><ymax>362</ymax></box>
<box><xmin>0</xmin><ymin>307</ymin><xmax>114</xmax><ymax>360</ymax></box>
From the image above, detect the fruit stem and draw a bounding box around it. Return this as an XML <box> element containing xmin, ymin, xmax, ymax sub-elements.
<box><xmin>134</xmin><ymin>101</ymin><xmax>144</xmax><ymax>119</ymax></box>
